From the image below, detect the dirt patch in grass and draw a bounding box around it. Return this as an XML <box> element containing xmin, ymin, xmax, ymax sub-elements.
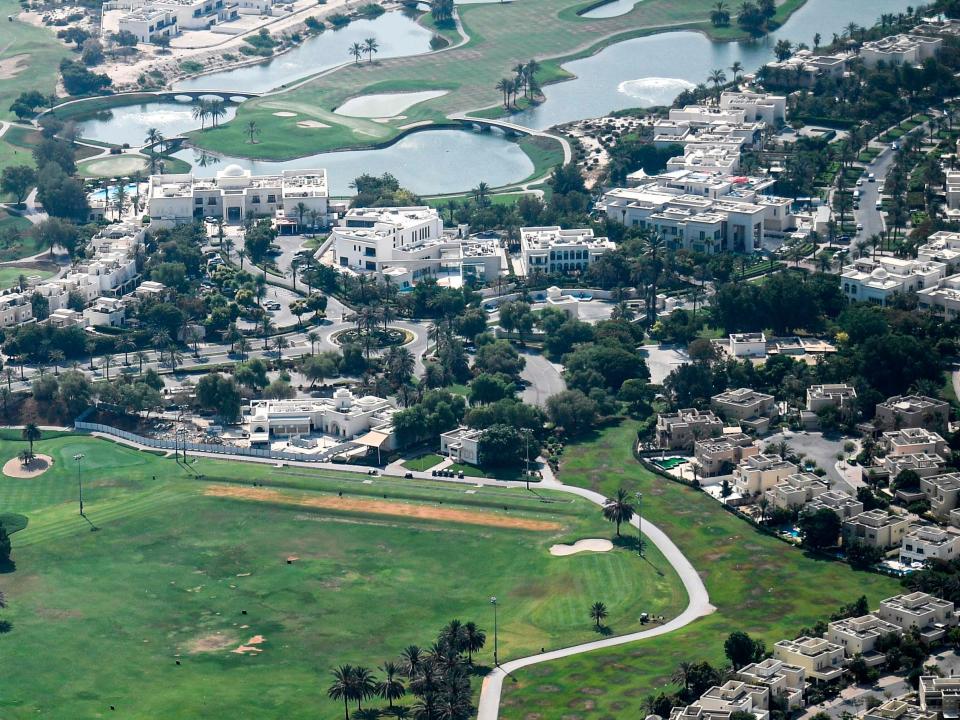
<box><xmin>0</xmin><ymin>54</ymin><xmax>30</xmax><ymax>80</ymax></box>
<box><xmin>188</xmin><ymin>633</ymin><xmax>235</xmax><ymax>653</ymax></box>
<box><xmin>204</xmin><ymin>484</ymin><xmax>562</xmax><ymax>531</ymax></box>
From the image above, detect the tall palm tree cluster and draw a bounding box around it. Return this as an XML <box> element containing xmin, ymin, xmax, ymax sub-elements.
<box><xmin>709</xmin><ymin>1</ymin><xmax>729</xmax><ymax>27</ymax></box>
<box><xmin>327</xmin><ymin>619</ymin><xmax>486</xmax><ymax>720</ymax></box>
<box><xmin>495</xmin><ymin>59</ymin><xmax>541</xmax><ymax>109</ymax></box>
<box><xmin>349</xmin><ymin>37</ymin><xmax>380</xmax><ymax>64</ymax></box>
<box><xmin>429</xmin><ymin>0</ymin><xmax>454</xmax><ymax>25</ymax></box>
<box><xmin>191</xmin><ymin>98</ymin><xmax>228</xmax><ymax>130</ymax></box>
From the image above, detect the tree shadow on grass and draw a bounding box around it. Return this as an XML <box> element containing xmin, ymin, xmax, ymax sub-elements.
<box><xmin>611</xmin><ymin>536</ymin><xmax>666</xmax><ymax>577</ymax></box>
<box><xmin>0</xmin><ymin>559</ymin><xmax>16</xmax><ymax>575</ymax></box>
<box><xmin>593</xmin><ymin>625</ymin><xmax>613</xmax><ymax>637</ymax></box>
<box><xmin>0</xmin><ymin>620</ymin><xmax>12</xmax><ymax>634</ymax></box>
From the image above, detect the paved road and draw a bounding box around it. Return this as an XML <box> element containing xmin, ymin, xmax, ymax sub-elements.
<box><xmin>519</xmin><ymin>350</ymin><xmax>565</xmax><ymax>407</ymax></box>
<box><xmin>476</xmin><ymin>478</ymin><xmax>715</xmax><ymax>720</ymax></box>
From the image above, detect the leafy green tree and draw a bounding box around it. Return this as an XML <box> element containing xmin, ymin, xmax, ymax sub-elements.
<box><xmin>1</xmin><ymin>165</ymin><xmax>36</xmax><ymax>206</ymax></box>
<box><xmin>798</xmin><ymin>508</ymin><xmax>841</xmax><ymax>550</ymax></box>
<box><xmin>478</xmin><ymin>424</ymin><xmax>527</xmax><ymax>467</ymax></box>
<box><xmin>546</xmin><ymin>389</ymin><xmax>597</xmax><ymax>435</ymax></box>
<box><xmin>724</xmin><ymin>631</ymin><xmax>765</xmax><ymax>670</ymax></box>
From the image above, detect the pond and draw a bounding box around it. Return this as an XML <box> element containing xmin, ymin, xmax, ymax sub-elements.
<box><xmin>77</xmin><ymin>102</ymin><xmax>238</xmax><ymax>147</ymax></box>
<box><xmin>513</xmin><ymin>0</ymin><xmax>917</xmax><ymax>129</ymax></box>
<box><xmin>169</xmin><ymin>128</ymin><xmax>535</xmax><ymax>195</ymax></box>
<box><xmin>173</xmin><ymin>12</ymin><xmax>434</xmax><ymax>93</ymax></box>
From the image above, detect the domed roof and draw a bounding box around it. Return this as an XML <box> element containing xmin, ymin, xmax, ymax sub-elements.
<box><xmin>220</xmin><ymin>163</ymin><xmax>246</xmax><ymax>177</ymax></box>
<box><xmin>871</xmin><ymin>266</ymin><xmax>889</xmax><ymax>280</ymax></box>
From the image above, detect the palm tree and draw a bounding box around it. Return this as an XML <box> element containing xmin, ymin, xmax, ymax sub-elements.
<box><xmin>237</xmin><ymin>248</ymin><xmax>247</xmax><ymax>270</ymax></box>
<box><xmin>261</xmin><ymin>317</ymin><xmax>275</xmax><ymax>350</ymax></box>
<box><xmin>273</xmin><ymin>335</ymin><xmax>289</xmax><ymax>360</ymax></box>
<box><xmin>18</xmin><ymin>448</ymin><xmax>33</xmax><ymax>466</ymax></box>
<box><xmin>102</xmin><ymin>354</ymin><xmax>113</xmax><ymax>380</ymax></box>
<box><xmin>112</xmin><ymin>182</ymin><xmax>128</xmax><ymax>220</ymax></box>
<box><xmin>708</xmin><ymin>68</ymin><xmax>726</xmax><ymax>100</ymax></box>
<box><xmin>730</xmin><ymin>60</ymin><xmax>743</xmax><ymax>82</ymax></box>
<box><xmin>236</xmin><ymin>336</ymin><xmax>250</xmax><ymax>362</ymax></box>
<box><xmin>375</xmin><ymin>661</ymin><xmax>406</xmax><ymax>709</ymax></box>
<box><xmin>672</xmin><ymin>661</ymin><xmax>694</xmax><ymax>694</ymax></box>
<box><xmin>590</xmin><ymin>601</ymin><xmax>608</xmax><ymax>629</ymax></box>
<box><xmin>22</xmin><ymin>423</ymin><xmax>41</xmax><ymax>455</ymax></box>
<box><xmin>192</xmin><ymin>99</ymin><xmax>209</xmax><ymax>130</ymax></box>
<box><xmin>462</xmin><ymin>621</ymin><xmax>486</xmax><ymax>663</ymax></box>
<box><xmin>349</xmin><ymin>41</ymin><xmax>364</xmax><ymax>64</ymax></box>
<box><xmin>472</xmin><ymin>181</ymin><xmax>491</xmax><ymax>207</ymax></box>
<box><xmin>119</xmin><ymin>337</ymin><xmax>136</xmax><ymax>366</ymax></box>
<box><xmin>351</xmin><ymin>666</ymin><xmax>376</xmax><ymax>712</ymax></box>
<box><xmin>245</xmin><ymin>121</ymin><xmax>260</xmax><ymax>144</ymax></box>
<box><xmin>328</xmin><ymin>665</ymin><xmax>356</xmax><ymax>720</ymax></box>
<box><xmin>208</xmin><ymin>99</ymin><xmax>226</xmax><ymax>127</ymax></box>
<box><xmin>363</xmin><ymin>36</ymin><xmax>379</xmax><ymax>62</ymax></box>
<box><xmin>49</xmin><ymin>349</ymin><xmax>64</xmax><ymax>376</ymax></box>
<box><xmin>602</xmin><ymin>487</ymin><xmax>635</xmax><ymax>537</ymax></box>
<box><xmin>306</xmin><ymin>330</ymin><xmax>319</xmax><ymax>355</ymax></box>
<box><xmin>167</xmin><ymin>344</ymin><xmax>184</xmax><ymax>371</ymax></box>
<box><xmin>495</xmin><ymin>77</ymin><xmax>512</xmax><ymax>108</ymax></box>
<box><xmin>4</xmin><ymin>367</ymin><xmax>14</xmax><ymax>390</ymax></box>
<box><xmin>399</xmin><ymin>645</ymin><xmax>423</xmax><ymax>677</ymax></box>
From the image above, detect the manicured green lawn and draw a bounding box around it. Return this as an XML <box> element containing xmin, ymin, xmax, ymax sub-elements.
<box><xmin>0</xmin><ymin>266</ymin><xmax>53</xmax><ymax>288</ymax></box>
<box><xmin>0</xmin><ymin>433</ymin><xmax>686</xmax><ymax>719</ymax></box>
<box><xmin>188</xmin><ymin>0</ymin><xmax>790</xmax><ymax>160</ymax></box>
<box><xmin>0</xmin><ymin>215</ymin><xmax>44</xmax><ymax>261</ymax></box>
<box><xmin>499</xmin><ymin>422</ymin><xmax>902</xmax><ymax>719</ymax></box>
<box><xmin>402</xmin><ymin>452</ymin><xmax>444</xmax><ymax>471</ymax></box>
<box><xmin>0</xmin><ymin>0</ymin><xmax>68</xmax><ymax>121</ymax></box>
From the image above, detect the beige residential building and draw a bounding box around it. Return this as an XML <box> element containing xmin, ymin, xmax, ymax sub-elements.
<box><xmin>920</xmin><ymin>676</ymin><xmax>960</xmax><ymax>717</ymax></box>
<box><xmin>656</xmin><ymin>409</ymin><xmax>723</xmax><ymax>450</ymax></box>
<box><xmin>806</xmin><ymin>384</ymin><xmax>858</xmax><ymax>413</ymax></box>
<box><xmin>866</xmin><ymin>698</ymin><xmax>937</xmax><ymax>720</ymax></box>
<box><xmin>711</xmin><ymin>388</ymin><xmax>777</xmax><ymax>420</ymax></box>
<box><xmin>950</xmin><ymin>507</ymin><xmax>960</xmax><ymax>530</ymax></box>
<box><xmin>734</xmin><ymin>454</ymin><xmax>798</xmax><ymax>497</ymax></box>
<box><xmin>843</xmin><ymin>510</ymin><xmax>910</xmax><ymax>550</ymax></box>
<box><xmin>806</xmin><ymin>491</ymin><xmax>865</xmax><ymax>521</ymax></box>
<box><xmin>737</xmin><ymin>659</ymin><xmax>805</xmax><ymax>710</ymax></box>
<box><xmin>883</xmin><ymin>453</ymin><xmax>946</xmax><ymax>480</ymax></box>
<box><xmin>764</xmin><ymin>472</ymin><xmax>829</xmax><ymax>510</ymax></box>
<box><xmin>875</xmin><ymin>395</ymin><xmax>949</xmax><ymax>433</ymax></box>
<box><xmin>879</xmin><ymin>592</ymin><xmax>957</xmax><ymax>643</ymax></box>
<box><xmin>901</xmin><ymin>525</ymin><xmax>960</xmax><ymax>567</ymax></box>
<box><xmin>920</xmin><ymin>473</ymin><xmax>960</xmax><ymax>519</ymax></box>
<box><xmin>825</xmin><ymin>614</ymin><xmax>902</xmax><ymax>664</ymax></box>
<box><xmin>772</xmin><ymin>636</ymin><xmax>846</xmax><ymax>682</ymax></box>
<box><xmin>694</xmin><ymin>433</ymin><xmax>758</xmax><ymax>476</ymax></box>
<box><xmin>883</xmin><ymin>428</ymin><xmax>947</xmax><ymax>457</ymax></box>
<box><xmin>670</xmin><ymin>681</ymin><xmax>770</xmax><ymax>720</ymax></box>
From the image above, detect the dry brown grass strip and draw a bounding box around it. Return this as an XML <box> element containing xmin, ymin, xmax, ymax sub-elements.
<box><xmin>204</xmin><ymin>484</ymin><xmax>561</xmax><ymax>531</ymax></box>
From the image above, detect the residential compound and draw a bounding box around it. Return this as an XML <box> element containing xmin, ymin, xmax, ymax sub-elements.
<box><xmin>920</xmin><ymin>473</ymin><xmax>960</xmax><ymax>519</ymax></box>
<box><xmin>736</xmin><ymin>659</ymin><xmax>805</xmax><ymax>710</ymax></box>
<box><xmin>825</xmin><ymin>614</ymin><xmax>901</xmax><ymax>664</ymax></box>
<box><xmin>147</xmin><ymin>166</ymin><xmax>330</xmax><ymax>226</ymax></box>
<box><xmin>694</xmin><ymin>433</ymin><xmax>758</xmax><ymax>476</ymax></box>
<box><xmin>733</xmin><ymin>453</ymin><xmax>798</xmax><ymax>496</ymax></box>
<box><xmin>106</xmin><ymin>0</ymin><xmax>277</xmax><ymax>43</ymax></box>
<box><xmin>762</xmin><ymin>49</ymin><xmax>854</xmax><ymax>87</ymax></box>
<box><xmin>710</xmin><ymin>388</ymin><xmax>778</xmax><ymax>433</ymax></box>
<box><xmin>0</xmin><ymin>222</ymin><xmax>155</xmax><ymax>329</ymax></box>
<box><xmin>860</xmin><ymin>33</ymin><xmax>943</xmax><ymax>68</ymax></box>
<box><xmin>655</xmin><ymin>409</ymin><xmax>723</xmax><ymax>450</ymax></box>
<box><xmin>878</xmin><ymin>592</ymin><xmax>957</xmax><ymax>642</ymax></box>
<box><xmin>806</xmin><ymin>384</ymin><xmax>857</xmax><ymax>413</ymax></box>
<box><xmin>920</xmin><ymin>676</ymin><xmax>960</xmax><ymax>717</ymax></box>
<box><xmin>597</xmin><ymin>170</ymin><xmax>796</xmax><ymax>254</ymax></box>
<box><xmin>244</xmin><ymin>389</ymin><xmax>397</xmax><ymax>450</ymax></box>
<box><xmin>843</xmin><ymin>510</ymin><xmax>910</xmax><ymax>550</ymax></box>
<box><xmin>764</xmin><ymin>472</ymin><xmax>829</xmax><ymax>510</ymax></box>
<box><xmin>874</xmin><ymin>395</ymin><xmax>949</xmax><ymax>432</ymax></box>
<box><xmin>900</xmin><ymin>525</ymin><xmax>960</xmax><ymax>566</ymax></box>
<box><xmin>772</xmin><ymin>636</ymin><xmax>845</xmax><ymax>682</ymax></box>
<box><xmin>883</xmin><ymin>428</ymin><xmax>947</xmax><ymax>457</ymax></box>
<box><xmin>519</xmin><ymin>227</ymin><xmax>615</xmax><ymax>276</ymax></box>
<box><xmin>840</xmin><ymin>257</ymin><xmax>947</xmax><ymax>306</ymax></box>
<box><xmin>669</xmin><ymin>680</ymin><xmax>771</xmax><ymax>720</ymax></box>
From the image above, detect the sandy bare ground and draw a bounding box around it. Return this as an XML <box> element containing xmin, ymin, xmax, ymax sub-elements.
<box><xmin>3</xmin><ymin>453</ymin><xmax>54</xmax><ymax>479</ymax></box>
<box><xmin>296</xmin><ymin>120</ymin><xmax>330</xmax><ymax>129</ymax></box>
<box><xmin>188</xmin><ymin>633</ymin><xmax>235</xmax><ymax>653</ymax></box>
<box><xmin>204</xmin><ymin>484</ymin><xmax>562</xmax><ymax>531</ymax></box>
<box><xmin>0</xmin><ymin>54</ymin><xmax>30</xmax><ymax>80</ymax></box>
<box><xmin>549</xmin><ymin>538</ymin><xmax>613</xmax><ymax>556</ymax></box>
<box><xmin>232</xmin><ymin>634</ymin><xmax>266</xmax><ymax>655</ymax></box>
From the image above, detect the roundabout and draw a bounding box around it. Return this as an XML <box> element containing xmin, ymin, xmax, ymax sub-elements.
<box><xmin>331</xmin><ymin>326</ymin><xmax>412</xmax><ymax>348</ymax></box>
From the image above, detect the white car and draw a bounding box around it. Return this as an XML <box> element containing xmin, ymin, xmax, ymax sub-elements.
<box><xmin>856</xmin><ymin>179</ymin><xmax>863</xmax><ymax>187</ymax></box>
<box><xmin>856</xmin><ymin>223</ymin><xmax>864</xmax><ymax>232</ymax></box>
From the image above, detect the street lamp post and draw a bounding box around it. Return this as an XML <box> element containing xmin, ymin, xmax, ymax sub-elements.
<box><xmin>635</xmin><ymin>491</ymin><xmax>643</xmax><ymax>557</ymax></box>
<box><xmin>490</xmin><ymin>596</ymin><xmax>499</xmax><ymax>666</ymax></box>
<box><xmin>524</xmin><ymin>429</ymin><xmax>530</xmax><ymax>491</ymax></box>
<box><xmin>74</xmin><ymin>453</ymin><xmax>85</xmax><ymax>517</ymax></box>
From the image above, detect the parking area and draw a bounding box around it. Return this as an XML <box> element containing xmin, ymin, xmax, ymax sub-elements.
<box><xmin>641</xmin><ymin>344</ymin><xmax>691</xmax><ymax>385</ymax></box>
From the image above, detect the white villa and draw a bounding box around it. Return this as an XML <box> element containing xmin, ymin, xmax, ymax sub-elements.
<box><xmin>840</xmin><ymin>257</ymin><xmax>947</xmax><ymax>306</ymax></box>
<box><xmin>519</xmin><ymin>226</ymin><xmax>615</xmax><ymax>276</ymax></box>
<box><xmin>861</xmin><ymin>33</ymin><xmax>943</xmax><ymax>68</ymax></box>
<box><xmin>245</xmin><ymin>389</ymin><xmax>397</xmax><ymax>450</ymax></box>
<box><xmin>147</xmin><ymin>166</ymin><xmax>330</xmax><ymax>226</ymax></box>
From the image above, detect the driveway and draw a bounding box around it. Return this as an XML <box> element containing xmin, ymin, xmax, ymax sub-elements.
<box><xmin>641</xmin><ymin>344</ymin><xmax>690</xmax><ymax>385</ymax></box>
<box><xmin>519</xmin><ymin>350</ymin><xmax>565</xmax><ymax>407</ymax></box>
<box><xmin>764</xmin><ymin>430</ymin><xmax>853</xmax><ymax>494</ymax></box>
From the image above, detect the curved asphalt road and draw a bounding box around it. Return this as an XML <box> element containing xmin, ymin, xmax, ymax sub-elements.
<box><xmin>475</xmin><ymin>480</ymin><xmax>715</xmax><ymax>720</ymax></box>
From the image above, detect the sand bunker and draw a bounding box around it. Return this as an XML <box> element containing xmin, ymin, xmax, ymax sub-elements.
<box><xmin>3</xmin><ymin>453</ymin><xmax>53</xmax><ymax>479</ymax></box>
<box><xmin>232</xmin><ymin>635</ymin><xmax>266</xmax><ymax>654</ymax></box>
<box><xmin>297</xmin><ymin>120</ymin><xmax>330</xmax><ymax>129</ymax></box>
<box><xmin>205</xmin><ymin>484</ymin><xmax>561</xmax><ymax>531</ymax></box>
<box><xmin>273</xmin><ymin>111</ymin><xmax>298</xmax><ymax>117</ymax></box>
<box><xmin>335</xmin><ymin>90</ymin><xmax>447</xmax><ymax>118</ymax></box>
<box><xmin>0</xmin><ymin>54</ymin><xmax>29</xmax><ymax>80</ymax></box>
<box><xmin>549</xmin><ymin>539</ymin><xmax>614</xmax><ymax>556</ymax></box>
<box><xmin>188</xmin><ymin>633</ymin><xmax>234</xmax><ymax>653</ymax></box>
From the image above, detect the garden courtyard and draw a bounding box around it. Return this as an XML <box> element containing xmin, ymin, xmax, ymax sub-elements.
<box><xmin>0</xmin><ymin>431</ymin><xmax>684</xmax><ymax>718</ymax></box>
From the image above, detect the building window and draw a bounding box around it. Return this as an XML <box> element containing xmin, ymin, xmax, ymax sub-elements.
<box><xmin>195</xmin><ymin>198</ymin><xmax>203</xmax><ymax>205</ymax></box>
<box><xmin>251</xmin><ymin>195</ymin><xmax>260</xmax><ymax>204</ymax></box>
<box><xmin>267</xmin><ymin>194</ymin><xmax>276</xmax><ymax>204</ymax></box>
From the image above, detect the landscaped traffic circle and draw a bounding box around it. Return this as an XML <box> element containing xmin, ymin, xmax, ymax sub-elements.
<box><xmin>331</xmin><ymin>327</ymin><xmax>411</xmax><ymax>348</ymax></box>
